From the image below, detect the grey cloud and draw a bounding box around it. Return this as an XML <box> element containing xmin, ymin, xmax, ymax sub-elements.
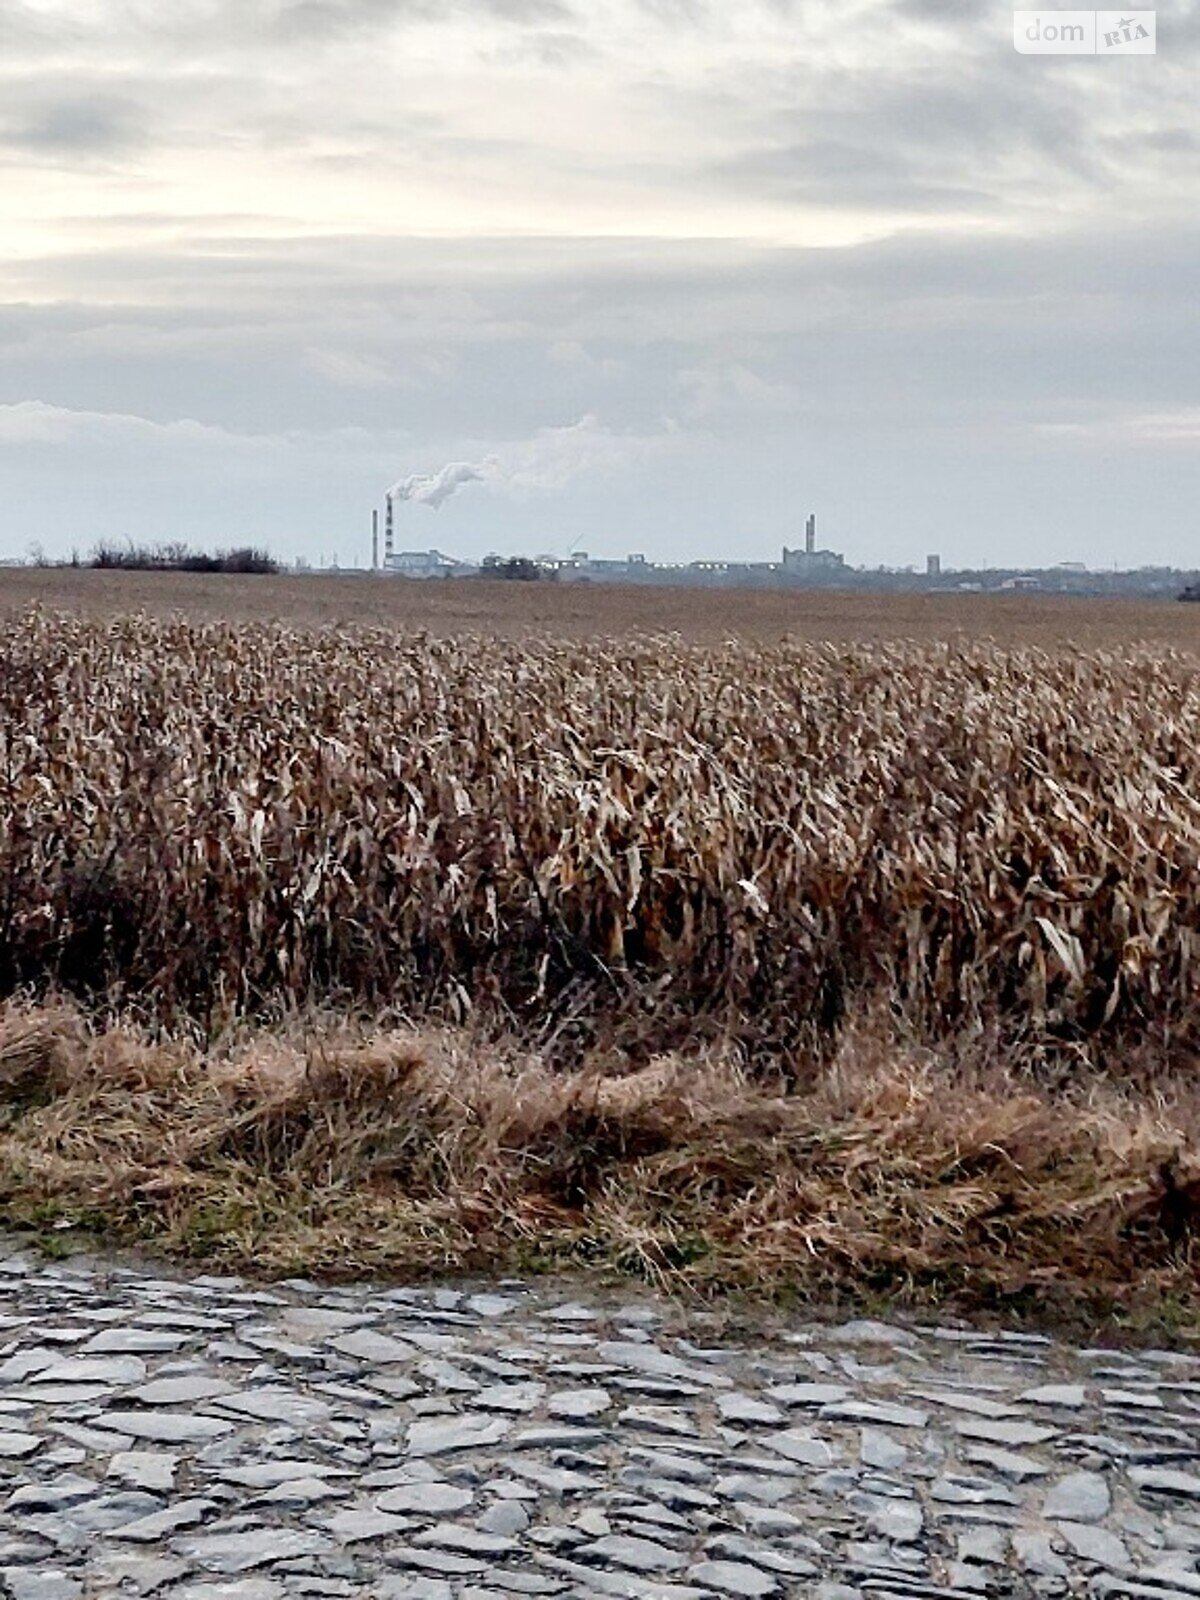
<box><xmin>891</xmin><ymin>0</ymin><xmax>963</xmax><ymax>16</ymax></box>
<box><xmin>272</xmin><ymin>0</ymin><xmax>575</xmax><ymax>39</ymax></box>
<box><xmin>0</xmin><ymin>0</ymin><xmax>1196</xmax><ymax>568</ymax></box>
<box><xmin>0</xmin><ymin>94</ymin><xmax>148</xmax><ymax>160</ymax></box>
<box><xmin>1143</xmin><ymin>126</ymin><xmax>1199</xmax><ymax>152</ymax></box>
<box><xmin>4</xmin><ymin>219</ymin><xmax>1197</xmax><ymax>442</ymax></box>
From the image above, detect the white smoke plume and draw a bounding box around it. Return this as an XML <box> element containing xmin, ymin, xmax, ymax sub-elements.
<box><xmin>388</xmin><ymin>415</ymin><xmax>679</xmax><ymax>509</ymax></box>
<box><xmin>388</xmin><ymin>461</ymin><xmax>485</xmax><ymax>508</ymax></box>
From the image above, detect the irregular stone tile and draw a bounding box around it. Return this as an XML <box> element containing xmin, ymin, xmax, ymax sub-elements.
<box><xmin>497</xmin><ymin>1457</ymin><xmax>600</xmax><ymax>1496</ymax></box>
<box><xmin>910</xmin><ymin>1388</ymin><xmax>1020</xmax><ymax>1419</ymax></box>
<box><xmin>1130</xmin><ymin>1467</ymin><xmax>1200</xmax><ymax>1498</ymax></box>
<box><xmin>7</xmin><ymin>1474</ymin><xmax>101</xmax><ymax>1512</ymax></box>
<box><xmin>174</xmin><ymin>1528</ymin><xmax>331</xmax><ymax>1573</ymax></box>
<box><xmin>930</xmin><ymin>1474</ymin><xmax>1020</xmax><ymax>1506</ymax></box>
<box><xmin>328</xmin><ymin>1330</ymin><xmax>420</xmax><ymax>1364</ymax></box>
<box><xmin>110</xmin><ymin>1498</ymin><xmax>216</xmax><ymax>1541</ymax></box>
<box><xmin>281</xmin><ymin>1307</ymin><xmax>374</xmax><ymax>1333</ymax></box>
<box><xmin>406</xmin><ymin>1415</ymin><xmax>512</xmax><ymax>1457</ymax></box>
<box><xmin>825</xmin><ymin>1321</ymin><xmax>918</xmax><ymax>1349</ymax></box>
<box><xmin>478</xmin><ymin>1499</ymin><xmax>530</xmax><ymax>1536</ymax></box>
<box><xmin>466</xmin><ymin>1295</ymin><xmax>521</xmax><ymax>1319</ymax></box>
<box><xmin>761</xmin><ymin>1427</ymin><xmax>835</xmax><ymax>1467</ymax></box>
<box><xmin>713</xmin><ymin>1474</ymin><xmax>796</xmax><ymax>1506</ymax></box>
<box><xmin>536</xmin><ymin>1554</ymin><xmax>705</xmax><ymax>1599</ymax></box>
<box><xmin>0</xmin><ymin>1433</ymin><xmax>41</xmax><ymax>1459</ymax></box>
<box><xmin>686</xmin><ymin>1560</ymin><xmax>778</xmax><ymax>1597</ymax></box>
<box><xmin>129</xmin><ymin>1375</ymin><xmax>236</xmax><ymax>1405</ymax></box>
<box><xmin>61</xmin><ymin>1490</ymin><xmax>165</xmax><ymax>1534</ymax></box>
<box><xmin>0</xmin><ymin>1572</ymin><xmax>84</xmax><ymax>1600</ymax></box>
<box><xmin>860</xmin><ymin>1495</ymin><xmax>923</xmax><ymax>1543</ymax></box>
<box><xmin>410</xmin><ymin>1524</ymin><xmax>519</xmax><ymax>1558</ymax></box>
<box><xmin>29</xmin><ymin>1355</ymin><xmax>148</xmax><ymax>1386</ymax></box>
<box><xmin>386</xmin><ymin>1547</ymin><xmax>490</xmax><ymax>1575</ymax></box>
<box><xmin>597</xmin><ymin>1342</ymin><xmax>732</xmax><ymax>1390</ymax></box>
<box><xmin>953</xmin><ymin>1417</ymin><xmax>1057</xmax><ymax>1447</ymax></box>
<box><xmin>166</xmin><ymin>1583</ymin><xmax>285</xmax><ymax>1599</ymax></box>
<box><xmin>374</xmin><ymin>1581</ymin><xmax>454</xmax><ymax>1600</ymax></box>
<box><xmin>416</xmin><ymin>1358</ymin><xmax>480</xmax><ymax>1393</ymax></box>
<box><xmin>0</xmin><ymin>1348</ymin><xmax>70</xmax><ymax>1381</ymax></box>
<box><xmin>210</xmin><ymin>1461</ymin><xmax>356</xmax><ymax>1489</ymax></box>
<box><xmin>766</xmin><ymin>1383</ymin><xmax>850</xmax><ymax>1407</ymax></box>
<box><xmin>89</xmin><ymin>1553</ymin><xmax>192</xmax><ymax>1594</ymax></box>
<box><xmin>581</xmin><ymin>1533</ymin><xmax>689</xmax><ymax>1572</ymax></box>
<box><xmin>956</xmin><ymin>1526</ymin><xmax>1007</xmax><ymax>1565</ymax></box>
<box><xmin>1022</xmin><ymin>1383</ymin><xmax>1087</xmax><ymax>1408</ymax></box>
<box><xmin>377</xmin><ymin>1482</ymin><xmax>475</xmax><ymax>1516</ymax></box>
<box><xmin>960</xmin><ymin>1443</ymin><xmax>1051</xmax><ymax>1480</ymax></box>
<box><xmin>860</xmin><ymin>1429</ymin><xmax>908</xmax><ymax>1470</ymax></box>
<box><xmin>209</xmin><ymin>1387</ymin><xmax>332</xmax><ymax>1427</ymax></box>
<box><xmin>821</xmin><ymin>1400</ymin><xmax>929</xmax><ymax>1429</ymax></box>
<box><xmin>1056</xmin><ymin>1520</ymin><xmax>1130</xmax><ymax>1567</ymax></box>
<box><xmin>618</xmin><ymin>1405</ymin><xmax>697</xmax><ymax>1437</ymax></box>
<box><xmin>322</xmin><ymin>1503</ymin><xmax>412</xmax><ymax>1543</ymax></box>
<box><xmin>470</xmin><ymin>1382</ymin><xmax>545</xmax><ymax>1413</ymax></box>
<box><xmin>256</xmin><ymin>1475</ymin><xmax>346</xmax><ymax>1506</ymax></box>
<box><xmin>706</xmin><ymin>1533</ymin><xmax>819</xmax><ymax>1577</ymax></box>
<box><xmin>945</xmin><ymin>1560</ymin><xmax>990</xmax><ymax>1592</ymax></box>
<box><xmin>717</xmin><ymin>1395</ymin><xmax>785</xmax><ymax>1427</ymax></box>
<box><xmin>133</xmin><ymin>1312</ymin><xmax>230</xmax><ymax>1332</ymax></box>
<box><xmin>1103</xmin><ymin>1387</ymin><xmax>1165</xmax><ymax>1409</ymax></box>
<box><xmin>99</xmin><ymin>1412</ymin><xmax>234</xmax><ymax>1444</ymax></box>
<box><xmin>1044</xmin><ymin>1470</ymin><xmax>1111</xmax><ymax>1522</ymax></box>
<box><xmin>367</xmin><ymin>1375</ymin><xmax>422</xmax><ymax>1402</ymax></box>
<box><xmin>547</xmin><ymin>1387</ymin><xmax>611</xmax><ymax>1420</ymax></box>
<box><xmin>9</xmin><ymin>1383</ymin><xmax>115</xmax><ymax>1404</ymax></box>
<box><xmin>733</xmin><ymin>1507</ymin><xmax>807</xmax><ymax>1540</ymax></box>
<box><xmin>107</xmin><ymin>1450</ymin><xmax>179</xmax><ymax>1492</ymax></box>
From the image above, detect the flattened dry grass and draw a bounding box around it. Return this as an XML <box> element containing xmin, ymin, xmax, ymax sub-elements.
<box><xmin>1</xmin><ymin>1000</ymin><xmax>1196</xmax><ymax>1339</ymax></box>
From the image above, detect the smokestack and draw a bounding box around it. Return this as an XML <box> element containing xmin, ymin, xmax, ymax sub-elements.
<box><xmin>806</xmin><ymin>513</ymin><xmax>816</xmax><ymax>556</ymax></box>
<box><xmin>372</xmin><ymin>509</ymin><xmax>379</xmax><ymax>572</ymax></box>
<box><xmin>385</xmin><ymin>495</ymin><xmax>394</xmax><ymax>567</ymax></box>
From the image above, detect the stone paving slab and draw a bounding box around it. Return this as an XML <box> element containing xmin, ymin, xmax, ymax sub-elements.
<box><xmin>0</xmin><ymin>1253</ymin><xmax>1197</xmax><ymax>1597</ymax></box>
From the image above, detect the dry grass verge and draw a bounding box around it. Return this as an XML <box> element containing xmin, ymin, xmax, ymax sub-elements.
<box><xmin>1</xmin><ymin>999</ymin><xmax>1197</xmax><ymax>1343</ymax></box>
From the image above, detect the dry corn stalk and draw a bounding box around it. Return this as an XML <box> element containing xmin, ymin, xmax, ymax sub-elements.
<box><xmin>1</xmin><ymin>608</ymin><xmax>1198</xmax><ymax>1063</ymax></box>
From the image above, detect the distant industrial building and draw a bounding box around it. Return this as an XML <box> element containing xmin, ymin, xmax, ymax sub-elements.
<box><xmin>375</xmin><ymin>497</ymin><xmax>474</xmax><ymax>578</ymax></box>
<box><xmin>781</xmin><ymin>515</ymin><xmax>846</xmax><ymax>577</ymax></box>
<box><xmin>559</xmin><ymin>553</ymin><xmax>660</xmax><ymax>583</ymax></box>
<box><xmin>362</xmin><ymin>494</ymin><xmax>1199</xmax><ymax>599</ymax></box>
<box><xmin>386</xmin><ymin>549</ymin><xmax>464</xmax><ymax>578</ymax></box>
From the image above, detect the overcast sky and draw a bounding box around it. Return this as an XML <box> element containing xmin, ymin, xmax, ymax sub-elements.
<box><xmin>1</xmin><ymin>0</ymin><xmax>1197</xmax><ymax>569</ymax></box>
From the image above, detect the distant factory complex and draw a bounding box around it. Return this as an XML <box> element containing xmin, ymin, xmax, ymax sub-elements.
<box><xmin>373</xmin><ymin>498</ymin><xmax>855</xmax><ymax>587</ymax></box>
<box><xmin>363</xmin><ymin>493</ymin><xmax>1195</xmax><ymax>599</ymax></box>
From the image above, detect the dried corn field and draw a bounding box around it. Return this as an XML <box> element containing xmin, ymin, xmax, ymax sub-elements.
<box><xmin>3</xmin><ymin>607</ymin><xmax>1200</xmax><ymax>1068</ymax></box>
<box><xmin>4</xmin><ymin>606</ymin><xmax>1200</xmax><ymax>1323</ymax></box>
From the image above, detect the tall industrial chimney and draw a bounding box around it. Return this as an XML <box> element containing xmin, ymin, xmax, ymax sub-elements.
<box><xmin>385</xmin><ymin>495</ymin><xmax>394</xmax><ymax>568</ymax></box>
<box><xmin>805</xmin><ymin>513</ymin><xmax>816</xmax><ymax>556</ymax></box>
<box><xmin>372</xmin><ymin>509</ymin><xmax>379</xmax><ymax>572</ymax></box>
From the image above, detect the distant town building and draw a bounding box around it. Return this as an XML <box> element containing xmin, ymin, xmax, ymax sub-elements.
<box><xmin>385</xmin><ymin>549</ymin><xmax>463</xmax><ymax>578</ymax></box>
<box><xmin>1001</xmin><ymin>575</ymin><xmax>1041</xmax><ymax>591</ymax></box>
<box><xmin>781</xmin><ymin>514</ymin><xmax>846</xmax><ymax>579</ymax></box>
